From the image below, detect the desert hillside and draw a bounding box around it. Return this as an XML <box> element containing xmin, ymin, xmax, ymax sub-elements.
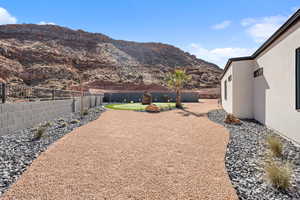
<box><xmin>0</xmin><ymin>24</ymin><xmax>222</xmax><ymax>91</ymax></box>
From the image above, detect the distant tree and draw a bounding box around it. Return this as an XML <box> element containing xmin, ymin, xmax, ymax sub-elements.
<box><xmin>166</xmin><ymin>69</ymin><xmax>191</xmax><ymax>108</ymax></box>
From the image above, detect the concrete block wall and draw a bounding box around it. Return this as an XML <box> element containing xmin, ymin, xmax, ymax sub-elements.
<box><xmin>103</xmin><ymin>92</ymin><xmax>199</xmax><ymax>103</ymax></box>
<box><xmin>0</xmin><ymin>95</ymin><xmax>103</xmax><ymax>136</ymax></box>
<box><xmin>73</xmin><ymin>96</ymin><xmax>103</xmax><ymax>113</ymax></box>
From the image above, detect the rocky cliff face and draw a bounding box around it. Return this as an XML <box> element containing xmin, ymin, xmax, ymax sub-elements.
<box><xmin>0</xmin><ymin>24</ymin><xmax>222</xmax><ymax>90</ymax></box>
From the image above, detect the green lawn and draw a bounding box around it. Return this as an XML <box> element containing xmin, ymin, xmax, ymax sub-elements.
<box><xmin>105</xmin><ymin>103</ymin><xmax>176</xmax><ymax>111</ymax></box>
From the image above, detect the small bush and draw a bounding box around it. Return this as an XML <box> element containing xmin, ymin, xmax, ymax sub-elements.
<box><xmin>70</xmin><ymin>119</ymin><xmax>80</xmax><ymax>124</ymax></box>
<box><xmin>266</xmin><ymin>135</ymin><xmax>283</xmax><ymax>157</ymax></box>
<box><xmin>43</xmin><ymin>122</ymin><xmax>52</xmax><ymax>127</ymax></box>
<box><xmin>58</xmin><ymin>118</ymin><xmax>65</xmax><ymax>122</ymax></box>
<box><xmin>82</xmin><ymin>110</ymin><xmax>89</xmax><ymax>116</ymax></box>
<box><xmin>60</xmin><ymin>122</ymin><xmax>68</xmax><ymax>128</ymax></box>
<box><xmin>224</xmin><ymin>114</ymin><xmax>241</xmax><ymax>125</ymax></box>
<box><xmin>34</xmin><ymin>126</ymin><xmax>46</xmax><ymax>140</ymax></box>
<box><xmin>145</xmin><ymin>104</ymin><xmax>160</xmax><ymax>113</ymax></box>
<box><xmin>265</xmin><ymin>160</ymin><xmax>292</xmax><ymax>190</ymax></box>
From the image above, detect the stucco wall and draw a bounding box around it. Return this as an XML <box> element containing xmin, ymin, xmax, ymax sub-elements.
<box><xmin>233</xmin><ymin>60</ymin><xmax>254</xmax><ymax>119</ymax></box>
<box><xmin>254</xmin><ymin>20</ymin><xmax>300</xmax><ymax>142</ymax></box>
<box><xmin>221</xmin><ymin>64</ymin><xmax>233</xmax><ymax>114</ymax></box>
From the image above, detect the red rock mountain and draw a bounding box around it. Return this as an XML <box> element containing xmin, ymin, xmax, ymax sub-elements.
<box><xmin>0</xmin><ymin>24</ymin><xmax>222</xmax><ymax>90</ymax></box>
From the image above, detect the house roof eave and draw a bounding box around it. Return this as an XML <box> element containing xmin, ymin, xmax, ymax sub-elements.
<box><xmin>220</xmin><ymin>8</ymin><xmax>300</xmax><ymax>80</ymax></box>
<box><xmin>220</xmin><ymin>56</ymin><xmax>253</xmax><ymax>80</ymax></box>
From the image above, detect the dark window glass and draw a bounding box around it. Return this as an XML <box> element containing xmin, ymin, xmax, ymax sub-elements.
<box><xmin>296</xmin><ymin>48</ymin><xmax>300</xmax><ymax>109</ymax></box>
<box><xmin>254</xmin><ymin>68</ymin><xmax>263</xmax><ymax>78</ymax></box>
<box><xmin>224</xmin><ymin>80</ymin><xmax>227</xmax><ymax>100</ymax></box>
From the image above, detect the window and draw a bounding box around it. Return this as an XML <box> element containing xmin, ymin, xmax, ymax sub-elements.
<box><xmin>296</xmin><ymin>48</ymin><xmax>300</xmax><ymax>109</ymax></box>
<box><xmin>228</xmin><ymin>75</ymin><xmax>232</xmax><ymax>82</ymax></box>
<box><xmin>224</xmin><ymin>80</ymin><xmax>227</xmax><ymax>100</ymax></box>
<box><xmin>254</xmin><ymin>68</ymin><xmax>263</xmax><ymax>78</ymax></box>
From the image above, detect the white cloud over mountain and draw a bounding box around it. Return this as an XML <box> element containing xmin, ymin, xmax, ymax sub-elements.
<box><xmin>0</xmin><ymin>7</ymin><xmax>17</xmax><ymax>25</ymax></box>
<box><xmin>38</xmin><ymin>21</ymin><xmax>56</xmax><ymax>25</ymax></box>
<box><xmin>187</xmin><ymin>44</ymin><xmax>255</xmax><ymax>67</ymax></box>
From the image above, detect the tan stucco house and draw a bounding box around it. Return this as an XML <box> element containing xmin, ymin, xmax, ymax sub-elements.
<box><xmin>221</xmin><ymin>9</ymin><xmax>300</xmax><ymax>143</ymax></box>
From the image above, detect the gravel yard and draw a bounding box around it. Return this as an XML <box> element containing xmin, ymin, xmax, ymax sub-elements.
<box><xmin>1</xmin><ymin>100</ymin><xmax>237</xmax><ymax>200</ymax></box>
<box><xmin>208</xmin><ymin>109</ymin><xmax>300</xmax><ymax>200</ymax></box>
<box><xmin>0</xmin><ymin>106</ymin><xmax>105</xmax><ymax>196</ymax></box>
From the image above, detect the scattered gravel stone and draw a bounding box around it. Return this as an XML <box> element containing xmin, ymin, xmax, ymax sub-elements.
<box><xmin>208</xmin><ymin>109</ymin><xmax>300</xmax><ymax>200</ymax></box>
<box><xmin>0</xmin><ymin>106</ymin><xmax>105</xmax><ymax>196</ymax></box>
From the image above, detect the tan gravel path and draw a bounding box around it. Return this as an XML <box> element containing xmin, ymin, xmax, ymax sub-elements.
<box><xmin>1</xmin><ymin>100</ymin><xmax>237</xmax><ymax>200</ymax></box>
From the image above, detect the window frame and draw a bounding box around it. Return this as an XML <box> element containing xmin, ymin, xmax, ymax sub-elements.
<box><xmin>224</xmin><ymin>80</ymin><xmax>227</xmax><ymax>101</ymax></box>
<box><xmin>296</xmin><ymin>48</ymin><xmax>300</xmax><ymax>110</ymax></box>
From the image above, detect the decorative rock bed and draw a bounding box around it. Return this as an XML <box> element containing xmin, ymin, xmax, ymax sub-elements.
<box><xmin>0</xmin><ymin>106</ymin><xmax>105</xmax><ymax>195</ymax></box>
<box><xmin>208</xmin><ymin>109</ymin><xmax>300</xmax><ymax>200</ymax></box>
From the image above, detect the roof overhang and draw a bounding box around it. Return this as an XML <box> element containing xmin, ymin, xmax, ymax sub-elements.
<box><xmin>221</xmin><ymin>8</ymin><xmax>300</xmax><ymax>79</ymax></box>
<box><xmin>220</xmin><ymin>56</ymin><xmax>253</xmax><ymax>80</ymax></box>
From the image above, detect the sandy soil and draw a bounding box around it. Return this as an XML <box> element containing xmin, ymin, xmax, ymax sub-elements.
<box><xmin>1</xmin><ymin>100</ymin><xmax>237</xmax><ymax>200</ymax></box>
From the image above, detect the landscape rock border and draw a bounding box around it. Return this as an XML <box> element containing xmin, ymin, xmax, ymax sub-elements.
<box><xmin>208</xmin><ymin>109</ymin><xmax>300</xmax><ymax>200</ymax></box>
<box><xmin>0</xmin><ymin>106</ymin><xmax>105</xmax><ymax>196</ymax></box>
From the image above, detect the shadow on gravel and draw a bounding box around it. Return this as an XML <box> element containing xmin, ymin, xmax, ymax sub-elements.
<box><xmin>177</xmin><ymin>108</ymin><xmax>207</xmax><ymax>117</ymax></box>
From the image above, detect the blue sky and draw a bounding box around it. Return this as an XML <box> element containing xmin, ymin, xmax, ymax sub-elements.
<box><xmin>0</xmin><ymin>0</ymin><xmax>299</xmax><ymax>67</ymax></box>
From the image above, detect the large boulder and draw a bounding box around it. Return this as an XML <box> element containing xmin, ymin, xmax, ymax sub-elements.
<box><xmin>142</xmin><ymin>91</ymin><xmax>152</xmax><ymax>105</ymax></box>
<box><xmin>145</xmin><ymin>104</ymin><xmax>160</xmax><ymax>113</ymax></box>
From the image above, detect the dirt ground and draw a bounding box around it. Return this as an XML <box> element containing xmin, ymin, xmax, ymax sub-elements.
<box><xmin>1</xmin><ymin>100</ymin><xmax>237</xmax><ymax>200</ymax></box>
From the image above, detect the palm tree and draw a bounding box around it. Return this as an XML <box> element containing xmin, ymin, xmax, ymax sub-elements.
<box><xmin>166</xmin><ymin>69</ymin><xmax>191</xmax><ymax>108</ymax></box>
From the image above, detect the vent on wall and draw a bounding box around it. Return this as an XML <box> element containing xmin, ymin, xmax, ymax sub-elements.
<box><xmin>296</xmin><ymin>48</ymin><xmax>300</xmax><ymax>110</ymax></box>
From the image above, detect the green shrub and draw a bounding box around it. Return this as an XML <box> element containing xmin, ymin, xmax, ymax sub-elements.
<box><xmin>60</xmin><ymin>122</ymin><xmax>68</xmax><ymax>128</ymax></box>
<box><xmin>82</xmin><ymin>110</ymin><xmax>89</xmax><ymax>116</ymax></box>
<box><xmin>70</xmin><ymin>119</ymin><xmax>80</xmax><ymax>124</ymax></box>
<box><xmin>264</xmin><ymin>160</ymin><xmax>292</xmax><ymax>190</ymax></box>
<box><xmin>58</xmin><ymin>118</ymin><xmax>65</xmax><ymax>122</ymax></box>
<box><xmin>43</xmin><ymin>122</ymin><xmax>52</xmax><ymax>127</ymax></box>
<box><xmin>266</xmin><ymin>135</ymin><xmax>283</xmax><ymax>157</ymax></box>
<box><xmin>34</xmin><ymin>126</ymin><xmax>46</xmax><ymax>140</ymax></box>
<box><xmin>224</xmin><ymin>114</ymin><xmax>241</xmax><ymax>125</ymax></box>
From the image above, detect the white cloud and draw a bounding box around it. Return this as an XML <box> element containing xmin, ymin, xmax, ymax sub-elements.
<box><xmin>241</xmin><ymin>15</ymin><xmax>287</xmax><ymax>43</ymax></box>
<box><xmin>241</xmin><ymin>18</ymin><xmax>257</xmax><ymax>26</ymax></box>
<box><xmin>291</xmin><ymin>6</ymin><xmax>299</xmax><ymax>12</ymax></box>
<box><xmin>0</xmin><ymin>7</ymin><xmax>17</xmax><ymax>25</ymax></box>
<box><xmin>38</xmin><ymin>21</ymin><xmax>56</xmax><ymax>25</ymax></box>
<box><xmin>211</xmin><ymin>20</ymin><xmax>231</xmax><ymax>30</ymax></box>
<box><xmin>187</xmin><ymin>44</ymin><xmax>255</xmax><ymax>67</ymax></box>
